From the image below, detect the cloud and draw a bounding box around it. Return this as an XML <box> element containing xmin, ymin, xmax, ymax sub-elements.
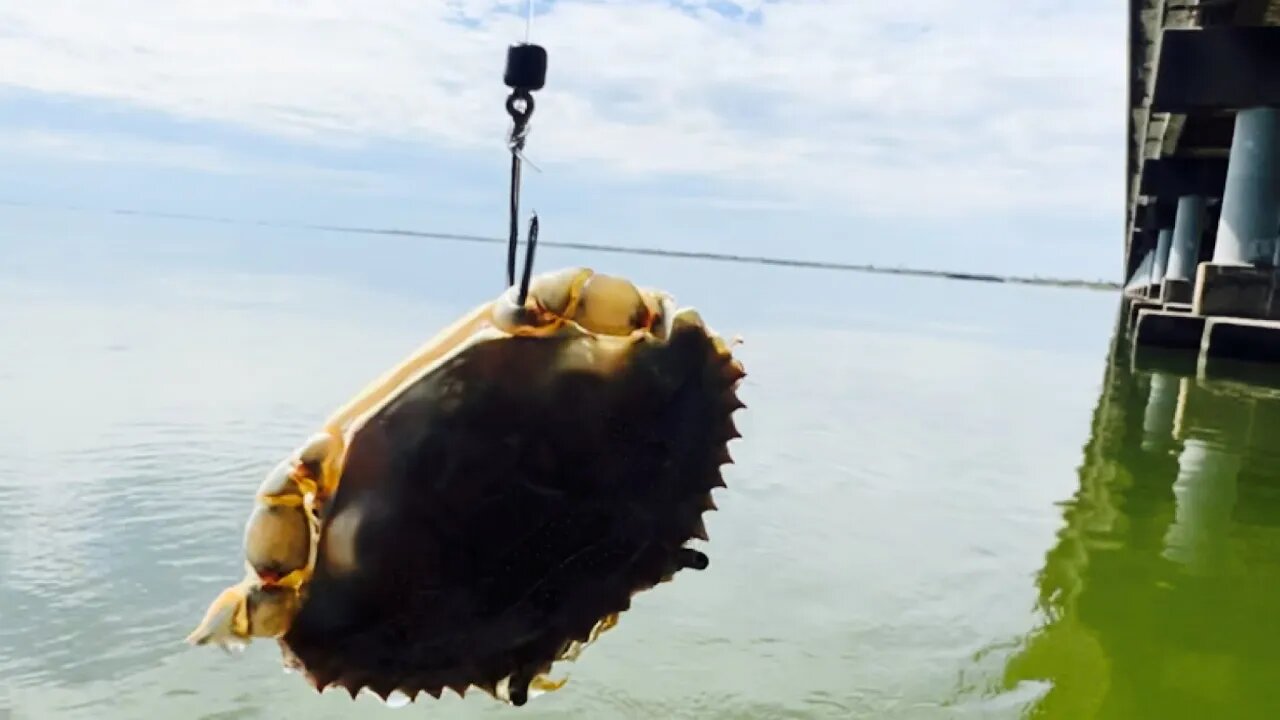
<box><xmin>0</xmin><ymin>0</ymin><xmax>1127</xmax><ymax>217</ymax></box>
<box><xmin>0</xmin><ymin>128</ymin><xmax>388</xmax><ymax>189</ymax></box>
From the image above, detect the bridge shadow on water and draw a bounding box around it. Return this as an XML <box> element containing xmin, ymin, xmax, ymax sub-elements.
<box><xmin>999</xmin><ymin>299</ymin><xmax>1280</xmax><ymax>719</ymax></box>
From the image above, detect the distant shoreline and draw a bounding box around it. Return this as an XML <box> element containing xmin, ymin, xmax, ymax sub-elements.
<box><xmin>1</xmin><ymin>199</ymin><xmax>1123</xmax><ymax>292</ymax></box>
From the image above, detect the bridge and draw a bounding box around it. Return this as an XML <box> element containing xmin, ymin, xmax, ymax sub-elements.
<box><xmin>1123</xmin><ymin>0</ymin><xmax>1280</xmax><ymax>368</ymax></box>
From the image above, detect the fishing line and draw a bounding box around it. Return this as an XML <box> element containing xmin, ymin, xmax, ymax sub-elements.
<box><xmin>501</xmin><ymin>0</ymin><xmax>548</xmax><ymax>303</ymax></box>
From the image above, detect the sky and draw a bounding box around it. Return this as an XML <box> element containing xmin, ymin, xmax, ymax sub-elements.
<box><xmin>0</xmin><ymin>0</ymin><xmax>1129</xmax><ymax>282</ymax></box>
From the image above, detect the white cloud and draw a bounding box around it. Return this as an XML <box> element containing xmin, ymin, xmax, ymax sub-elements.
<box><xmin>0</xmin><ymin>128</ymin><xmax>388</xmax><ymax>188</ymax></box>
<box><xmin>0</xmin><ymin>0</ymin><xmax>1127</xmax><ymax>217</ymax></box>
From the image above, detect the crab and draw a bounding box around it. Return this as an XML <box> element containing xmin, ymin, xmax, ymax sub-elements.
<box><xmin>185</xmin><ymin>266</ymin><xmax>746</xmax><ymax>706</ymax></box>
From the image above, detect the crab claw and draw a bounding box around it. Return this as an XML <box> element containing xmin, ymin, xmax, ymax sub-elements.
<box><xmin>187</xmin><ymin>581</ymin><xmax>301</xmax><ymax>652</ymax></box>
<box><xmin>186</xmin><ymin>583</ymin><xmax>250</xmax><ymax>652</ymax></box>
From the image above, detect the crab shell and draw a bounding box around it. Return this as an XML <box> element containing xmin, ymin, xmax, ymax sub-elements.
<box><xmin>185</xmin><ymin>266</ymin><xmax>746</xmax><ymax>706</ymax></box>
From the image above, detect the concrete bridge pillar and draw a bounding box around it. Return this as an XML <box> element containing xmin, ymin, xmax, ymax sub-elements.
<box><xmin>1193</xmin><ymin>107</ymin><xmax>1280</xmax><ymax>320</ymax></box>
<box><xmin>1126</xmin><ymin>249</ymin><xmax>1154</xmax><ymax>294</ymax></box>
<box><xmin>1152</xmin><ymin>228</ymin><xmax>1174</xmax><ymax>287</ymax></box>
<box><xmin>1213</xmin><ymin>108</ymin><xmax>1280</xmax><ymax>266</ymax></box>
<box><xmin>1163</xmin><ymin>195</ymin><xmax>1206</xmax><ymax>303</ymax></box>
<box><xmin>1130</xmin><ymin>26</ymin><xmax>1280</xmax><ymax>357</ymax></box>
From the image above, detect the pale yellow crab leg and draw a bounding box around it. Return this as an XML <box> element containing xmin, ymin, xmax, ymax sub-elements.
<box><xmin>570</xmin><ymin>272</ymin><xmax>653</xmax><ymax>337</ymax></box>
<box><xmin>486</xmin><ymin>611</ymin><xmax>621</xmax><ymax>704</ymax></box>
<box><xmin>187</xmin><ymin>432</ymin><xmax>331</xmax><ymax>650</ymax></box>
<box><xmin>557</xmin><ymin>612</ymin><xmax>621</xmax><ymax>664</ymax></box>
<box><xmin>314</xmin><ymin>270</ymin><xmax>600</xmax><ymax>493</ymax></box>
<box><xmin>242</xmin><ymin>438</ymin><xmax>331</xmax><ymax>589</ymax></box>
<box><xmin>186</xmin><ymin>577</ymin><xmax>301</xmax><ymax>649</ymax></box>
<box><xmin>242</xmin><ymin>501</ymin><xmax>313</xmax><ymax>590</ymax></box>
<box><xmin>186</xmin><ymin>580</ymin><xmax>252</xmax><ymax>648</ymax></box>
<box><xmin>529</xmin><ymin>675</ymin><xmax>570</xmax><ymax>693</ymax></box>
<box><xmin>305</xmin><ymin>300</ymin><xmax>499</xmax><ymax>500</ymax></box>
<box><xmin>491</xmin><ymin>267</ymin><xmax>595</xmax><ymax>337</ymax></box>
<box><xmin>322</xmin><ymin>300</ymin><xmax>498</xmax><ymax>433</ymax></box>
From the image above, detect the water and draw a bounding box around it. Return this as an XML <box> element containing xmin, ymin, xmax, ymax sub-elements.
<box><xmin>2</xmin><ymin>212</ymin><xmax>1279</xmax><ymax>718</ymax></box>
<box><xmin>1000</xmin><ymin>343</ymin><xmax>1280</xmax><ymax>718</ymax></box>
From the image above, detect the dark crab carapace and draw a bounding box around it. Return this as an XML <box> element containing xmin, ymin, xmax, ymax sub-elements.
<box><xmin>186</xmin><ymin>267</ymin><xmax>746</xmax><ymax>706</ymax></box>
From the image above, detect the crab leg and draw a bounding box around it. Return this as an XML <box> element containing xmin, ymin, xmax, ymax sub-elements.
<box><xmin>307</xmin><ymin>301</ymin><xmax>499</xmax><ymax>501</ymax></box>
<box><xmin>186</xmin><ymin>438</ymin><xmax>327</xmax><ymax>649</ymax></box>
<box><xmin>185</xmin><ymin>576</ymin><xmax>301</xmax><ymax>650</ymax></box>
<box><xmin>482</xmin><ymin>611</ymin><xmax>621</xmax><ymax>706</ymax></box>
<box><xmin>244</xmin><ymin>456</ymin><xmax>320</xmax><ymax>589</ymax></box>
<box><xmin>322</xmin><ymin>301</ymin><xmax>496</xmax><ymax>434</ymax></box>
<box><xmin>191</xmin><ymin>299</ymin><xmax>509</xmax><ymax>653</ymax></box>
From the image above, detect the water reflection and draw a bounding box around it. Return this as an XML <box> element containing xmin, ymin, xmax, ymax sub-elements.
<box><xmin>1004</xmin><ymin>301</ymin><xmax>1280</xmax><ymax>718</ymax></box>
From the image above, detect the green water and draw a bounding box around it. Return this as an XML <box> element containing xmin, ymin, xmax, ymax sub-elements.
<box><xmin>2</xmin><ymin>222</ymin><xmax>1280</xmax><ymax>718</ymax></box>
<box><xmin>1000</xmin><ymin>330</ymin><xmax>1280</xmax><ymax>719</ymax></box>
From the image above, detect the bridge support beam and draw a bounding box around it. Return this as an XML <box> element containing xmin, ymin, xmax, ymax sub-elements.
<box><xmin>1129</xmin><ymin>25</ymin><xmax>1280</xmax><ymax>365</ymax></box>
<box><xmin>1164</xmin><ymin>195</ymin><xmax>1206</xmax><ymax>304</ymax></box>
<box><xmin>1134</xmin><ymin>306</ymin><xmax>1206</xmax><ymax>355</ymax></box>
<box><xmin>1126</xmin><ymin>248</ymin><xmax>1155</xmax><ymax>295</ymax></box>
<box><xmin>1151</xmin><ymin>228</ymin><xmax>1174</xmax><ymax>298</ymax></box>
<box><xmin>1212</xmin><ymin>108</ymin><xmax>1280</xmax><ymax>267</ymax></box>
<box><xmin>1193</xmin><ymin>108</ymin><xmax>1280</xmax><ymax>322</ymax></box>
